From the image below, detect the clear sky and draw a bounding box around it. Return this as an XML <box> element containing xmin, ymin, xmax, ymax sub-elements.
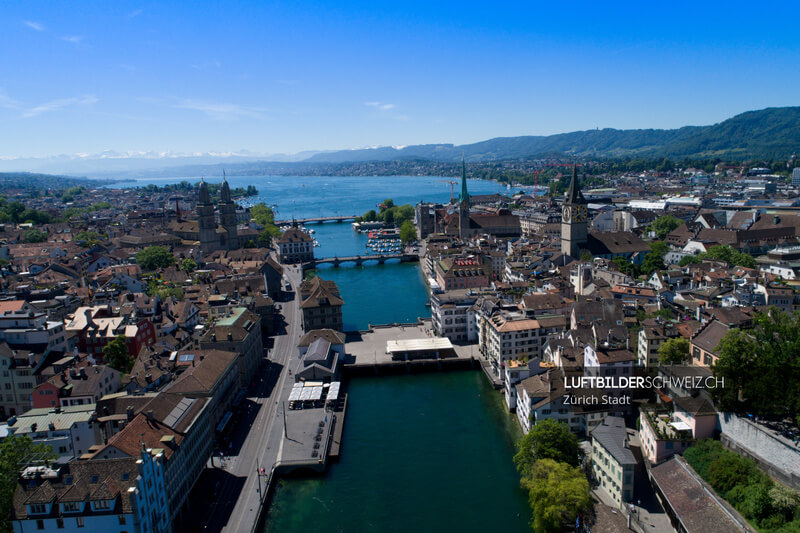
<box><xmin>2</xmin><ymin>0</ymin><xmax>800</xmax><ymax>158</ymax></box>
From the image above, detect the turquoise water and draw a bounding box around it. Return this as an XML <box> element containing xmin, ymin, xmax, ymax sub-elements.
<box><xmin>315</xmin><ymin>261</ymin><xmax>429</xmax><ymax>330</ymax></box>
<box><xmin>110</xmin><ymin>175</ymin><xmax>509</xmax><ymax>330</ymax></box>
<box><xmin>263</xmin><ymin>371</ymin><xmax>530</xmax><ymax>533</ymax></box>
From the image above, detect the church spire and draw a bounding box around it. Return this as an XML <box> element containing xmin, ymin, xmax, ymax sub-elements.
<box><xmin>565</xmin><ymin>164</ymin><xmax>586</xmax><ymax>205</ymax></box>
<box><xmin>198</xmin><ymin>178</ymin><xmax>211</xmax><ymax>205</ymax></box>
<box><xmin>220</xmin><ymin>171</ymin><xmax>232</xmax><ymax>203</ymax></box>
<box><xmin>459</xmin><ymin>155</ymin><xmax>469</xmax><ymax>206</ymax></box>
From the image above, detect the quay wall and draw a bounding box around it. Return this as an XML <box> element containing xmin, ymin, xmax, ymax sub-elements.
<box><xmin>718</xmin><ymin>413</ymin><xmax>800</xmax><ymax>490</ymax></box>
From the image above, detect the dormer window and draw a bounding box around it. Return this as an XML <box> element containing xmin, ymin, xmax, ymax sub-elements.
<box><xmin>62</xmin><ymin>501</ymin><xmax>80</xmax><ymax>513</ymax></box>
<box><xmin>28</xmin><ymin>503</ymin><xmax>47</xmax><ymax>514</ymax></box>
<box><xmin>95</xmin><ymin>499</ymin><xmax>110</xmax><ymax>509</ymax></box>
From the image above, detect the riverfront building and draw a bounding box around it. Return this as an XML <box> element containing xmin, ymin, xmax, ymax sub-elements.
<box><xmin>430</xmin><ymin>289</ymin><xmax>479</xmax><ymax>343</ymax></box>
<box><xmin>276</xmin><ymin>226</ymin><xmax>314</xmax><ymax>264</ymax></box>
<box><xmin>299</xmin><ymin>277</ymin><xmax>344</xmax><ymax>332</ymax></box>
<box><xmin>591</xmin><ymin>416</ymin><xmax>636</xmax><ymax>507</ymax></box>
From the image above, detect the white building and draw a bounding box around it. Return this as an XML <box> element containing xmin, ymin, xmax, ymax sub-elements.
<box><xmin>430</xmin><ymin>290</ymin><xmax>479</xmax><ymax>343</ymax></box>
<box><xmin>590</xmin><ymin>416</ymin><xmax>637</xmax><ymax>508</ymax></box>
<box><xmin>7</xmin><ymin>404</ymin><xmax>101</xmax><ymax>458</ymax></box>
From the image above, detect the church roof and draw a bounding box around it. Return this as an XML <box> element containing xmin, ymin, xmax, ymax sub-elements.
<box><xmin>198</xmin><ymin>179</ymin><xmax>211</xmax><ymax>205</ymax></box>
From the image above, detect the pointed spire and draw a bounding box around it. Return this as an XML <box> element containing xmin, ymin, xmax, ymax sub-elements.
<box><xmin>565</xmin><ymin>164</ymin><xmax>586</xmax><ymax>205</ymax></box>
<box><xmin>220</xmin><ymin>171</ymin><xmax>231</xmax><ymax>203</ymax></box>
<box><xmin>198</xmin><ymin>178</ymin><xmax>211</xmax><ymax>205</ymax></box>
<box><xmin>460</xmin><ymin>155</ymin><xmax>469</xmax><ymax>206</ymax></box>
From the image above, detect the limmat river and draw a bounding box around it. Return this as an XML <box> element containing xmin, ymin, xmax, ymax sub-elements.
<box><xmin>263</xmin><ymin>371</ymin><xmax>530</xmax><ymax>533</ymax></box>
<box><xmin>109</xmin><ymin>175</ymin><xmax>512</xmax><ymax>330</ymax></box>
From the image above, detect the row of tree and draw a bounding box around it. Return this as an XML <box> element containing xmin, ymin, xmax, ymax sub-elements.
<box><xmin>685</xmin><ymin>439</ymin><xmax>800</xmax><ymax>531</ymax></box>
<box><xmin>513</xmin><ymin>419</ymin><xmax>591</xmax><ymax>532</ymax></box>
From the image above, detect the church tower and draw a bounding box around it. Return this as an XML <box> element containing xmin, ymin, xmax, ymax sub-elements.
<box><xmin>561</xmin><ymin>164</ymin><xmax>588</xmax><ymax>258</ymax></box>
<box><xmin>218</xmin><ymin>176</ymin><xmax>239</xmax><ymax>249</ymax></box>
<box><xmin>197</xmin><ymin>179</ymin><xmax>217</xmax><ymax>254</ymax></box>
<box><xmin>458</xmin><ymin>158</ymin><xmax>471</xmax><ymax>239</ymax></box>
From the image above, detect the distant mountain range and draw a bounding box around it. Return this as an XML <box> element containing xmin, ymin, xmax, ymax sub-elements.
<box><xmin>305</xmin><ymin>107</ymin><xmax>800</xmax><ymax>163</ymax></box>
<box><xmin>2</xmin><ymin>106</ymin><xmax>798</xmax><ymax>177</ymax></box>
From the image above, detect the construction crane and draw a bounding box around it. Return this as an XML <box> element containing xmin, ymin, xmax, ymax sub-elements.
<box><xmin>438</xmin><ymin>180</ymin><xmax>459</xmax><ymax>203</ymax></box>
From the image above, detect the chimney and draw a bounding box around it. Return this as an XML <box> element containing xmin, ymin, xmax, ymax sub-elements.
<box><xmin>79</xmin><ymin>368</ymin><xmax>86</xmax><ymax>379</ymax></box>
<box><xmin>146</xmin><ymin>410</ymin><xmax>154</xmax><ymax>422</ymax></box>
<box><xmin>69</xmin><ymin>368</ymin><xmax>78</xmax><ymax>379</ymax></box>
<box><xmin>126</xmin><ymin>405</ymin><xmax>134</xmax><ymax>421</ymax></box>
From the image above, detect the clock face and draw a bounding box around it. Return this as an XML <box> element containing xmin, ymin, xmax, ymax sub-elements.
<box><xmin>562</xmin><ymin>206</ymin><xmax>572</xmax><ymax>222</ymax></box>
<box><xmin>573</xmin><ymin>205</ymin><xmax>588</xmax><ymax>222</ymax></box>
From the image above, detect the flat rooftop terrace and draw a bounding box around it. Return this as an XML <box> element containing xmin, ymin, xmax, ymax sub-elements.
<box><xmin>344</xmin><ymin>322</ymin><xmax>477</xmax><ymax>366</ymax></box>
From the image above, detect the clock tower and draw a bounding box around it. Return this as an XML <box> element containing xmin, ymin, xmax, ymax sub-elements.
<box><xmin>561</xmin><ymin>164</ymin><xmax>588</xmax><ymax>258</ymax></box>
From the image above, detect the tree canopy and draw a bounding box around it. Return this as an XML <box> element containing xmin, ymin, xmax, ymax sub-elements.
<box><xmin>103</xmin><ymin>335</ymin><xmax>133</xmax><ymax>374</ymax></box>
<box><xmin>522</xmin><ymin>459</ymin><xmax>592</xmax><ymax>533</ymax></box>
<box><xmin>399</xmin><ymin>221</ymin><xmax>416</xmax><ymax>244</ymax></box>
<box><xmin>649</xmin><ymin>215</ymin><xmax>684</xmax><ymax>240</ymax></box>
<box><xmin>0</xmin><ymin>435</ymin><xmax>56</xmax><ymax>532</ymax></box>
<box><xmin>135</xmin><ymin>246</ymin><xmax>175</xmax><ymax>271</ymax></box>
<box><xmin>658</xmin><ymin>337</ymin><xmax>690</xmax><ymax>364</ymax></box>
<box><xmin>514</xmin><ymin>419</ymin><xmax>581</xmax><ymax>474</ymax></box>
<box><xmin>712</xmin><ymin>310</ymin><xmax>800</xmax><ymax>420</ymax></box>
<box><xmin>679</xmin><ymin>245</ymin><xmax>756</xmax><ymax>269</ymax></box>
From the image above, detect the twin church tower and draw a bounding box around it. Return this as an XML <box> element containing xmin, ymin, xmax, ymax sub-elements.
<box><xmin>197</xmin><ymin>178</ymin><xmax>239</xmax><ymax>254</ymax></box>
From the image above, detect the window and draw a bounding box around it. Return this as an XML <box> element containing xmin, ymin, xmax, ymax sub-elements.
<box><xmin>119</xmin><ymin>516</ymin><xmax>127</xmax><ymax>525</ymax></box>
<box><xmin>94</xmin><ymin>499</ymin><xmax>110</xmax><ymax>510</ymax></box>
<box><xmin>76</xmin><ymin>517</ymin><xmax>85</xmax><ymax>527</ymax></box>
<box><xmin>30</xmin><ymin>503</ymin><xmax>47</xmax><ymax>514</ymax></box>
<box><xmin>57</xmin><ymin>518</ymin><xmax>64</xmax><ymax>528</ymax></box>
<box><xmin>36</xmin><ymin>520</ymin><xmax>44</xmax><ymax>530</ymax></box>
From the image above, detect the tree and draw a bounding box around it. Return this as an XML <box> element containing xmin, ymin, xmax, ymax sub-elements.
<box><xmin>514</xmin><ymin>419</ymin><xmax>580</xmax><ymax>475</ymax></box>
<box><xmin>136</xmin><ymin>246</ymin><xmax>175</xmax><ymax>271</ymax></box>
<box><xmin>22</xmin><ymin>229</ymin><xmax>47</xmax><ymax>243</ymax></box>
<box><xmin>658</xmin><ymin>337</ymin><xmax>690</xmax><ymax>364</ymax></box>
<box><xmin>522</xmin><ymin>459</ymin><xmax>592</xmax><ymax>533</ymax></box>
<box><xmin>103</xmin><ymin>335</ymin><xmax>133</xmax><ymax>373</ymax></box>
<box><xmin>650</xmin><ymin>215</ymin><xmax>683</xmax><ymax>240</ymax></box>
<box><xmin>713</xmin><ymin>311</ymin><xmax>800</xmax><ymax>419</ymax></box>
<box><xmin>180</xmin><ymin>258</ymin><xmax>197</xmax><ymax>273</ymax></box>
<box><xmin>579</xmin><ymin>249</ymin><xmax>593</xmax><ymax>262</ymax></box>
<box><xmin>0</xmin><ymin>435</ymin><xmax>56</xmax><ymax>532</ymax></box>
<box><xmin>611</xmin><ymin>256</ymin><xmax>637</xmax><ymax>277</ymax></box>
<box><xmin>399</xmin><ymin>221</ymin><xmax>416</xmax><ymax>244</ymax></box>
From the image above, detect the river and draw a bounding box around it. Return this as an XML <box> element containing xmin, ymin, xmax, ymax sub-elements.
<box><xmin>263</xmin><ymin>371</ymin><xmax>530</xmax><ymax>533</ymax></box>
<box><xmin>109</xmin><ymin>175</ymin><xmax>512</xmax><ymax>330</ymax></box>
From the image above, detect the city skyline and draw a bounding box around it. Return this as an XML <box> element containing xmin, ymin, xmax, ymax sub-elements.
<box><xmin>2</xmin><ymin>1</ymin><xmax>800</xmax><ymax>159</ymax></box>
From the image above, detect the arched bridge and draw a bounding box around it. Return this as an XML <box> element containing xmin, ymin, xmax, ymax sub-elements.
<box><xmin>305</xmin><ymin>253</ymin><xmax>419</xmax><ymax>268</ymax></box>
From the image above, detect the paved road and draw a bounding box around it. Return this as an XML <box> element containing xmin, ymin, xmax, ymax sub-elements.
<box><xmin>200</xmin><ymin>264</ymin><xmax>304</xmax><ymax>533</ymax></box>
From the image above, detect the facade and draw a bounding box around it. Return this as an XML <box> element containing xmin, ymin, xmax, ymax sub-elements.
<box><xmin>590</xmin><ymin>416</ymin><xmax>636</xmax><ymax>507</ymax></box>
<box><xmin>169</xmin><ymin>179</ymin><xmax>240</xmax><ymax>255</ymax></box>
<box><xmin>298</xmin><ymin>277</ymin><xmax>344</xmax><ymax>332</ymax></box>
<box><xmin>434</xmin><ymin>255</ymin><xmax>491</xmax><ymax>291</ymax></box>
<box><xmin>690</xmin><ymin>319</ymin><xmax>730</xmax><ymax>367</ymax></box>
<box><xmin>32</xmin><ymin>364</ymin><xmax>120</xmax><ymax>409</ymax></box>
<box><xmin>199</xmin><ymin>307</ymin><xmax>263</xmax><ymax>388</ymax></box>
<box><xmin>8</xmin><ymin>404</ymin><xmax>101</xmax><ymax>458</ymax></box>
<box><xmin>561</xmin><ymin>165</ymin><xmax>589</xmax><ymax>258</ymax></box>
<box><xmin>481</xmin><ymin>312</ymin><xmax>566</xmax><ymax>381</ymax></box>
<box><xmin>65</xmin><ymin>307</ymin><xmax>156</xmax><ymax>361</ymax></box>
<box><xmin>0</xmin><ymin>344</ymin><xmax>51</xmax><ymax>417</ymax></box>
<box><xmin>637</xmin><ymin>322</ymin><xmax>678</xmax><ymax>368</ymax></box>
<box><xmin>0</xmin><ymin>301</ymin><xmax>68</xmax><ymax>354</ymax></box>
<box><xmin>430</xmin><ymin>289</ymin><xmax>479</xmax><ymax>343</ymax></box>
<box><xmin>276</xmin><ymin>227</ymin><xmax>314</xmax><ymax>264</ymax></box>
<box><xmin>12</xmin><ymin>452</ymin><xmax>169</xmax><ymax>533</ymax></box>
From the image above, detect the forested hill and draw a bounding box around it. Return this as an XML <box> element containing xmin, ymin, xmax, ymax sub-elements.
<box><xmin>304</xmin><ymin>107</ymin><xmax>800</xmax><ymax>163</ymax></box>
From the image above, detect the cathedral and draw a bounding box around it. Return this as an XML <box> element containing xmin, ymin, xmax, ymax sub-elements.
<box><xmin>168</xmin><ymin>178</ymin><xmax>240</xmax><ymax>254</ymax></box>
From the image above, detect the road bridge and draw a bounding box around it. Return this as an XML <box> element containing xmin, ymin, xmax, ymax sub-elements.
<box><xmin>274</xmin><ymin>215</ymin><xmax>359</xmax><ymax>225</ymax></box>
<box><xmin>306</xmin><ymin>253</ymin><xmax>419</xmax><ymax>268</ymax></box>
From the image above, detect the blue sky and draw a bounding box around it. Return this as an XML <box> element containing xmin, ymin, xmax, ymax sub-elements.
<box><xmin>2</xmin><ymin>1</ymin><xmax>800</xmax><ymax>158</ymax></box>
